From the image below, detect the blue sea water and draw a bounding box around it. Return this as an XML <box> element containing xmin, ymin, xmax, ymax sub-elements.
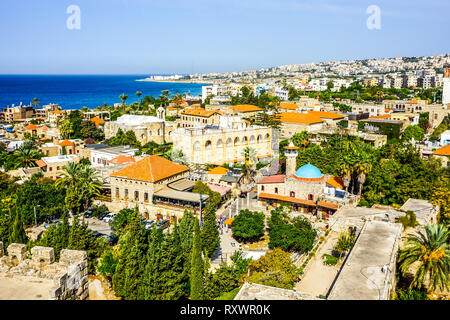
<box><xmin>0</xmin><ymin>75</ymin><xmax>209</xmax><ymax>109</ymax></box>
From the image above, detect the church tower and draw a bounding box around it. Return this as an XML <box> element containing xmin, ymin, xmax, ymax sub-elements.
<box><xmin>284</xmin><ymin>142</ymin><xmax>299</xmax><ymax>176</ymax></box>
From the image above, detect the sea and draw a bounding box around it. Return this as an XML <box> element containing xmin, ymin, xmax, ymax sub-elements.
<box><xmin>0</xmin><ymin>75</ymin><xmax>210</xmax><ymax>110</ymax></box>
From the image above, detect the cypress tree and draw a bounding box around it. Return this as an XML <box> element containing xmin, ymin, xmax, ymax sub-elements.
<box><xmin>201</xmin><ymin>199</ymin><xmax>220</xmax><ymax>258</ymax></box>
<box><xmin>190</xmin><ymin>218</ymin><xmax>204</xmax><ymax>299</ymax></box>
<box><xmin>140</xmin><ymin>227</ymin><xmax>163</xmax><ymax>299</ymax></box>
<box><xmin>8</xmin><ymin>210</ymin><xmax>27</xmax><ymax>244</ymax></box>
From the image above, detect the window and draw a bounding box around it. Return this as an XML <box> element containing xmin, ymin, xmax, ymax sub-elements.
<box><xmin>144</xmin><ymin>192</ymin><xmax>149</xmax><ymax>201</ymax></box>
<box><xmin>274</xmin><ymin>187</ymin><xmax>278</xmax><ymax>194</ymax></box>
<box><xmin>290</xmin><ymin>191</ymin><xmax>295</xmax><ymax>197</ymax></box>
<box><xmin>116</xmin><ymin>187</ymin><xmax>119</xmax><ymax>196</ymax></box>
<box><xmin>261</xmin><ymin>186</ymin><xmax>265</xmax><ymax>191</ymax></box>
<box><xmin>308</xmin><ymin>194</ymin><xmax>314</xmax><ymax>201</ymax></box>
<box><xmin>135</xmin><ymin>191</ymin><xmax>139</xmax><ymax>201</ymax></box>
<box><xmin>49</xmin><ymin>167</ymin><xmax>53</xmax><ymax>171</ymax></box>
<box><xmin>125</xmin><ymin>189</ymin><xmax>128</xmax><ymax>197</ymax></box>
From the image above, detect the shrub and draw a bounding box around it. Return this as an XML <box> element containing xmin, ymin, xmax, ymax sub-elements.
<box><xmin>322</xmin><ymin>254</ymin><xmax>339</xmax><ymax>266</ymax></box>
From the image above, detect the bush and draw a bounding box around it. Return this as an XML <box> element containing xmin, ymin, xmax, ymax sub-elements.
<box><xmin>322</xmin><ymin>254</ymin><xmax>339</xmax><ymax>266</ymax></box>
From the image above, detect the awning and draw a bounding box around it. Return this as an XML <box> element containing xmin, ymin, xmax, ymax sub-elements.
<box><xmin>317</xmin><ymin>201</ymin><xmax>339</xmax><ymax>210</ymax></box>
<box><xmin>36</xmin><ymin>160</ymin><xmax>47</xmax><ymax>168</ymax></box>
<box><xmin>224</xmin><ymin>218</ymin><xmax>234</xmax><ymax>226</ymax></box>
<box><xmin>207</xmin><ymin>183</ymin><xmax>231</xmax><ymax>196</ymax></box>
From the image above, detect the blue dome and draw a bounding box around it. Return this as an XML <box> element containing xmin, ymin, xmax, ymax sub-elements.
<box><xmin>294</xmin><ymin>164</ymin><xmax>323</xmax><ymax>179</ymax></box>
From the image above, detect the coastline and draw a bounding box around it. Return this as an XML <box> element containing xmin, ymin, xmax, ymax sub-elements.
<box><xmin>136</xmin><ymin>78</ymin><xmax>213</xmax><ymax>84</ymax></box>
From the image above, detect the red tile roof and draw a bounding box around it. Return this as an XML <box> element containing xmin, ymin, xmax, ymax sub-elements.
<box><xmin>279</xmin><ymin>112</ymin><xmax>324</xmax><ymax>125</ymax></box>
<box><xmin>36</xmin><ymin>159</ymin><xmax>47</xmax><ymax>168</ymax></box>
<box><xmin>317</xmin><ymin>201</ymin><xmax>339</xmax><ymax>210</ymax></box>
<box><xmin>257</xmin><ymin>175</ymin><xmax>286</xmax><ymax>184</ymax></box>
<box><xmin>59</xmin><ymin>140</ymin><xmax>74</xmax><ymax>147</ymax></box>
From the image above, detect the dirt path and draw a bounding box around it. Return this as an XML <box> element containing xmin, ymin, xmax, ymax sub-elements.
<box><xmin>88</xmin><ymin>276</ymin><xmax>120</xmax><ymax>300</ymax></box>
<box><xmin>296</xmin><ymin>231</ymin><xmax>341</xmax><ymax>297</ymax></box>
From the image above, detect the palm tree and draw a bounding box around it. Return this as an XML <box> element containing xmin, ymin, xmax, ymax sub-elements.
<box><xmin>355</xmin><ymin>153</ymin><xmax>372</xmax><ymax>196</ymax></box>
<box><xmin>56</xmin><ymin>162</ymin><xmax>82</xmax><ymax>189</ymax></box>
<box><xmin>398</xmin><ymin>224</ymin><xmax>450</xmax><ymax>292</ymax></box>
<box><xmin>242</xmin><ymin>147</ymin><xmax>257</xmax><ymax>184</ymax></box>
<box><xmin>78</xmin><ymin>165</ymin><xmax>102</xmax><ymax>211</ymax></box>
<box><xmin>32</xmin><ymin>97</ymin><xmax>40</xmax><ymax>109</ymax></box>
<box><xmin>15</xmin><ymin>145</ymin><xmax>40</xmax><ymax>168</ymax></box>
<box><xmin>119</xmin><ymin>94</ymin><xmax>128</xmax><ymax>112</ymax></box>
<box><xmin>136</xmin><ymin>91</ymin><xmax>142</xmax><ymax>105</ymax></box>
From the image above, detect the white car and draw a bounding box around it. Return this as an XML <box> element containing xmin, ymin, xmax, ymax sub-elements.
<box><xmin>144</xmin><ymin>220</ymin><xmax>156</xmax><ymax>230</ymax></box>
<box><xmin>103</xmin><ymin>213</ymin><xmax>117</xmax><ymax>223</ymax></box>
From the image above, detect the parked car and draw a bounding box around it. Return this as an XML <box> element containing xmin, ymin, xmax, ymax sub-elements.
<box><xmin>103</xmin><ymin>213</ymin><xmax>117</xmax><ymax>223</ymax></box>
<box><xmin>156</xmin><ymin>219</ymin><xmax>170</xmax><ymax>230</ymax></box>
<box><xmin>98</xmin><ymin>211</ymin><xmax>110</xmax><ymax>220</ymax></box>
<box><xmin>92</xmin><ymin>231</ymin><xmax>104</xmax><ymax>238</ymax></box>
<box><xmin>144</xmin><ymin>220</ymin><xmax>156</xmax><ymax>230</ymax></box>
<box><xmin>44</xmin><ymin>218</ymin><xmax>61</xmax><ymax>229</ymax></box>
<box><xmin>83</xmin><ymin>210</ymin><xmax>93</xmax><ymax>218</ymax></box>
<box><xmin>107</xmin><ymin>235</ymin><xmax>118</xmax><ymax>246</ymax></box>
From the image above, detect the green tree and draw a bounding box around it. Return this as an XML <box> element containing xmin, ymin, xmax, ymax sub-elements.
<box><xmin>398</xmin><ymin>224</ymin><xmax>450</xmax><ymax>292</ymax></box>
<box><xmin>190</xmin><ymin>219</ymin><xmax>204</xmax><ymax>300</ymax></box>
<box><xmin>401</xmin><ymin>125</ymin><xmax>425</xmax><ymax>143</ymax></box>
<box><xmin>232</xmin><ymin>209</ymin><xmax>265</xmax><ymax>243</ymax></box>
<box><xmin>242</xmin><ymin>248</ymin><xmax>299</xmax><ymax>289</ymax></box>
<box><xmin>8</xmin><ymin>211</ymin><xmax>27</xmax><ymax>244</ymax></box>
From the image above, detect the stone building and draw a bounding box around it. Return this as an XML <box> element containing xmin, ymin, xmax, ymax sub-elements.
<box><xmin>177</xmin><ymin>108</ymin><xmax>223</xmax><ymax>128</ymax></box>
<box><xmin>104</xmin><ymin>108</ymin><xmax>173</xmax><ymax>145</ymax></box>
<box><xmin>256</xmin><ymin>143</ymin><xmax>352</xmax><ymax>216</ymax></box>
<box><xmin>109</xmin><ymin>155</ymin><xmax>208</xmax><ymax>220</ymax></box>
<box><xmin>279</xmin><ymin>112</ymin><xmax>324</xmax><ymax>138</ymax></box>
<box><xmin>432</xmin><ymin>144</ymin><xmax>450</xmax><ymax>167</ymax></box>
<box><xmin>172</xmin><ymin>116</ymin><xmax>277</xmax><ymax>166</ymax></box>
<box><xmin>0</xmin><ymin>242</ymin><xmax>89</xmax><ymax>300</ymax></box>
<box><xmin>36</xmin><ymin>155</ymin><xmax>79</xmax><ymax>180</ymax></box>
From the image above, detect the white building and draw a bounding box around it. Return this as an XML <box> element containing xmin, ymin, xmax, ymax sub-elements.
<box><xmin>274</xmin><ymin>86</ymin><xmax>289</xmax><ymax>100</ymax></box>
<box><xmin>440</xmin><ymin>130</ymin><xmax>450</xmax><ymax>146</ymax></box>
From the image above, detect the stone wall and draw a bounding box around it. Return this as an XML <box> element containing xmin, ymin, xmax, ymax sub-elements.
<box><xmin>0</xmin><ymin>242</ymin><xmax>89</xmax><ymax>300</ymax></box>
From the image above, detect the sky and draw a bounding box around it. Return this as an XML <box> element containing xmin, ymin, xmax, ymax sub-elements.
<box><xmin>0</xmin><ymin>0</ymin><xmax>449</xmax><ymax>75</ymax></box>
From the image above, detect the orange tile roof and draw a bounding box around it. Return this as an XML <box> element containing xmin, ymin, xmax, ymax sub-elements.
<box><xmin>258</xmin><ymin>193</ymin><xmax>316</xmax><ymax>206</ymax></box>
<box><xmin>40</xmin><ymin>125</ymin><xmax>49</xmax><ymax>131</ymax></box>
<box><xmin>278</xmin><ymin>102</ymin><xmax>298</xmax><ymax>110</ymax></box>
<box><xmin>50</xmin><ymin>110</ymin><xmax>66</xmax><ymax>114</ymax></box>
<box><xmin>326</xmin><ymin>176</ymin><xmax>344</xmax><ymax>189</ymax></box>
<box><xmin>208</xmin><ymin>166</ymin><xmax>230</xmax><ymax>175</ymax></box>
<box><xmin>279</xmin><ymin>112</ymin><xmax>324</xmax><ymax>125</ymax></box>
<box><xmin>111</xmin><ymin>155</ymin><xmax>189</xmax><ymax>182</ymax></box>
<box><xmin>172</xmin><ymin>98</ymin><xmax>187</xmax><ymax>104</ymax></box>
<box><xmin>24</xmin><ymin>124</ymin><xmax>39</xmax><ymax>130</ymax></box>
<box><xmin>433</xmin><ymin>145</ymin><xmax>450</xmax><ymax>156</ymax></box>
<box><xmin>182</xmin><ymin>108</ymin><xmax>222</xmax><ymax>117</ymax></box>
<box><xmin>109</xmin><ymin>155</ymin><xmax>135</xmax><ymax>165</ymax></box>
<box><xmin>229</xmin><ymin>105</ymin><xmax>262</xmax><ymax>113</ymax></box>
<box><xmin>59</xmin><ymin>140</ymin><xmax>74</xmax><ymax>147</ymax></box>
<box><xmin>307</xmin><ymin>111</ymin><xmax>344</xmax><ymax>119</ymax></box>
<box><xmin>369</xmin><ymin>114</ymin><xmax>391</xmax><ymax>119</ymax></box>
<box><xmin>385</xmin><ymin>109</ymin><xmax>392</xmax><ymax>113</ymax></box>
<box><xmin>36</xmin><ymin>159</ymin><xmax>47</xmax><ymax>168</ymax></box>
<box><xmin>317</xmin><ymin>201</ymin><xmax>339</xmax><ymax>210</ymax></box>
<box><xmin>90</xmin><ymin>116</ymin><xmax>105</xmax><ymax>126</ymax></box>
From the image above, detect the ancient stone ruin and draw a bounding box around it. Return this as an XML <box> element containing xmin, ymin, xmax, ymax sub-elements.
<box><xmin>0</xmin><ymin>242</ymin><xmax>89</xmax><ymax>300</ymax></box>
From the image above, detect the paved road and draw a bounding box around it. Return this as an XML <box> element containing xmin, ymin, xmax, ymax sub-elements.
<box><xmin>83</xmin><ymin>217</ymin><xmax>112</xmax><ymax>236</ymax></box>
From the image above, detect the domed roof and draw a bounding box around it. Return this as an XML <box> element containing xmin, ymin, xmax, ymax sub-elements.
<box><xmin>294</xmin><ymin>164</ymin><xmax>323</xmax><ymax>180</ymax></box>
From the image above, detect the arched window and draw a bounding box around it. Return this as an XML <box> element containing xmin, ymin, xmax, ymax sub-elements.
<box><xmin>257</xmin><ymin>134</ymin><xmax>262</xmax><ymax>143</ymax></box>
<box><xmin>290</xmin><ymin>191</ymin><xmax>295</xmax><ymax>198</ymax></box>
<box><xmin>274</xmin><ymin>187</ymin><xmax>278</xmax><ymax>194</ymax></box>
<box><xmin>205</xmin><ymin>140</ymin><xmax>212</xmax><ymax>150</ymax></box>
<box><xmin>243</xmin><ymin>136</ymin><xmax>248</xmax><ymax>145</ymax></box>
<box><xmin>194</xmin><ymin>141</ymin><xmax>201</xmax><ymax>151</ymax></box>
<box><xmin>265</xmin><ymin>133</ymin><xmax>270</xmax><ymax>142</ymax></box>
<box><xmin>249</xmin><ymin>135</ymin><xmax>255</xmax><ymax>143</ymax></box>
<box><xmin>226</xmin><ymin>138</ymin><xmax>232</xmax><ymax>146</ymax></box>
<box><xmin>216</xmin><ymin>139</ymin><xmax>223</xmax><ymax>148</ymax></box>
<box><xmin>234</xmin><ymin>137</ymin><xmax>240</xmax><ymax>146</ymax></box>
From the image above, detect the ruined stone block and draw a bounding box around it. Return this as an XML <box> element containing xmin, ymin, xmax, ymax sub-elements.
<box><xmin>59</xmin><ymin>249</ymin><xmax>87</xmax><ymax>266</ymax></box>
<box><xmin>31</xmin><ymin>246</ymin><xmax>55</xmax><ymax>266</ymax></box>
<box><xmin>7</xmin><ymin>243</ymin><xmax>27</xmax><ymax>265</ymax></box>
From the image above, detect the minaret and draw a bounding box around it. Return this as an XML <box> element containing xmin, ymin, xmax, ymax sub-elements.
<box><xmin>443</xmin><ymin>67</ymin><xmax>450</xmax><ymax>107</ymax></box>
<box><xmin>284</xmin><ymin>142</ymin><xmax>299</xmax><ymax>176</ymax></box>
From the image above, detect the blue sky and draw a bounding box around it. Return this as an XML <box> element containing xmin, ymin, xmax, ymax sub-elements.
<box><xmin>0</xmin><ymin>0</ymin><xmax>449</xmax><ymax>74</ymax></box>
